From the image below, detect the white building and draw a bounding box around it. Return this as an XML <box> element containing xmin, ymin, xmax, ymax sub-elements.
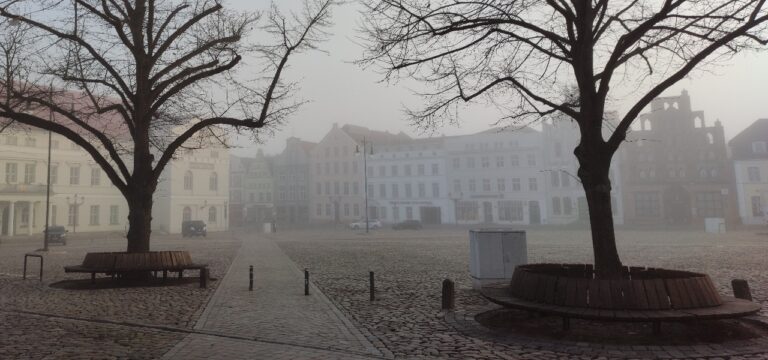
<box><xmin>367</xmin><ymin>137</ymin><xmax>452</xmax><ymax>224</ymax></box>
<box><xmin>445</xmin><ymin>127</ymin><xmax>546</xmax><ymax>225</ymax></box>
<box><xmin>0</xmin><ymin>125</ymin><xmax>228</xmax><ymax>237</ymax></box>
<box><xmin>729</xmin><ymin>119</ymin><xmax>768</xmax><ymax>225</ymax></box>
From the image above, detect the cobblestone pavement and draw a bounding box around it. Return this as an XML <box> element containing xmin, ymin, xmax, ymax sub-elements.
<box><xmin>0</xmin><ymin>232</ymin><xmax>239</xmax><ymax>359</ymax></box>
<box><xmin>276</xmin><ymin>227</ymin><xmax>768</xmax><ymax>359</ymax></box>
<box><xmin>163</xmin><ymin>233</ymin><xmax>384</xmax><ymax>359</ymax></box>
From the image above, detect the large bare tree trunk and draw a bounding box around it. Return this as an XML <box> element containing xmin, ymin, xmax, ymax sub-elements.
<box><xmin>126</xmin><ymin>186</ymin><xmax>153</xmax><ymax>253</ymax></box>
<box><xmin>576</xmin><ymin>140</ymin><xmax>624</xmax><ymax>279</ymax></box>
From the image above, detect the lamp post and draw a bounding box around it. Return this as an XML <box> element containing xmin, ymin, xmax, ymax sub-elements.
<box><xmin>43</xmin><ymin>85</ymin><xmax>53</xmax><ymax>251</ymax></box>
<box><xmin>355</xmin><ymin>137</ymin><xmax>373</xmax><ymax>233</ymax></box>
<box><xmin>66</xmin><ymin>194</ymin><xmax>85</xmax><ymax>233</ymax></box>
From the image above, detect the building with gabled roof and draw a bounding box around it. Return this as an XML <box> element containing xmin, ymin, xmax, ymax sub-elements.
<box><xmin>729</xmin><ymin>118</ymin><xmax>768</xmax><ymax>225</ymax></box>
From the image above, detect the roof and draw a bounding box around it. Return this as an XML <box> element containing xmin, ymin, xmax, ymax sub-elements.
<box><xmin>729</xmin><ymin>118</ymin><xmax>768</xmax><ymax>160</ymax></box>
<box><xmin>340</xmin><ymin>124</ymin><xmax>411</xmax><ymax>144</ymax></box>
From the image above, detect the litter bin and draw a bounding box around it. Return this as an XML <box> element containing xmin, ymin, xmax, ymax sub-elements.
<box><xmin>469</xmin><ymin>229</ymin><xmax>527</xmax><ymax>290</ymax></box>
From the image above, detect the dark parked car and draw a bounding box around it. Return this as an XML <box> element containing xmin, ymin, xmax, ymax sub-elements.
<box><xmin>44</xmin><ymin>226</ymin><xmax>68</xmax><ymax>245</ymax></box>
<box><xmin>392</xmin><ymin>220</ymin><xmax>422</xmax><ymax>230</ymax></box>
<box><xmin>182</xmin><ymin>220</ymin><xmax>207</xmax><ymax>237</ymax></box>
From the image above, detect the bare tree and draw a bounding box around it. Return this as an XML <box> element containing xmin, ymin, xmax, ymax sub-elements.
<box><xmin>0</xmin><ymin>0</ymin><xmax>334</xmax><ymax>253</ymax></box>
<box><xmin>360</xmin><ymin>0</ymin><xmax>768</xmax><ymax>278</ymax></box>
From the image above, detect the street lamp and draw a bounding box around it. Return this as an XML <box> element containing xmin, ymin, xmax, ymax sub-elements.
<box><xmin>66</xmin><ymin>194</ymin><xmax>85</xmax><ymax>233</ymax></box>
<box><xmin>355</xmin><ymin>137</ymin><xmax>373</xmax><ymax>233</ymax></box>
<box><xmin>43</xmin><ymin>85</ymin><xmax>54</xmax><ymax>251</ymax></box>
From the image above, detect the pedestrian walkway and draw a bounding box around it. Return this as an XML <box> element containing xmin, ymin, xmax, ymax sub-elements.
<box><xmin>162</xmin><ymin>234</ymin><xmax>383</xmax><ymax>359</ymax></box>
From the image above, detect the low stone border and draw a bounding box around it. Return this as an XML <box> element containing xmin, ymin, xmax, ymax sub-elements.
<box><xmin>444</xmin><ymin>305</ymin><xmax>768</xmax><ymax>358</ymax></box>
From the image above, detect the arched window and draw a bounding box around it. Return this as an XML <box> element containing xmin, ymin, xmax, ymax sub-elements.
<box><xmin>208</xmin><ymin>206</ymin><xmax>217</xmax><ymax>223</ymax></box>
<box><xmin>706</xmin><ymin>133</ymin><xmax>714</xmax><ymax>145</ymax></box>
<box><xmin>209</xmin><ymin>172</ymin><xmax>218</xmax><ymax>191</ymax></box>
<box><xmin>184</xmin><ymin>171</ymin><xmax>193</xmax><ymax>190</ymax></box>
<box><xmin>644</xmin><ymin>119</ymin><xmax>652</xmax><ymax>131</ymax></box>
<box><xmin>182</xmin><ymin>206</ymin><xmax>192</xmax><ymax>221</ymax></box>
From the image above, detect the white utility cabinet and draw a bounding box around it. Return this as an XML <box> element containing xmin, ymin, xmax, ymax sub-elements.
<box><xmin>469</xmin><ymin>229</ymin><xmax>527</xmax><ymax>289</ymax></box>
<box><xmin>704</xmin><ymin>218</ymin><xmax>726</xmax><ymax>233</ymax></box>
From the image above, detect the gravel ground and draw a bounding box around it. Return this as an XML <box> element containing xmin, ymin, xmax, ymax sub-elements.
<box><xmin>0</xmin><ymin>231</ymin><xmax>240</xmax><ymax>358</ymax></box>
<box><xmin>276</xmin><ymin>227</ymin><xmax>768</xmax><ymax>359</ymax></box>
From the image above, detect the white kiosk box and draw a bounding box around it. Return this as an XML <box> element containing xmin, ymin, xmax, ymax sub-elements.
<box><xmin>469</xmin><ymin>229</ymin><xmax>527</xmax><ymax>290</ymax></box>
<box><xmin>704</xmin><ymin>218</ymin><xmax>726</xmax><ymax>233</ymax></box>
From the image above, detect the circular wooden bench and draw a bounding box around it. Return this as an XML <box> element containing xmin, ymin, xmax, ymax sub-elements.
<box><xmin>64</xmin><ymin>251</ymin><xmax>209</xmax><ymax>288</ymax></box>
<box><xmin>480</xmin><ymin>264</ymin><xmax>761</xmax><ymax>333</ymax></box>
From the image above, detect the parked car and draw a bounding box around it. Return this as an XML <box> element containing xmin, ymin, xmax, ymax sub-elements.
<box><xmin>44</xmin><ymin>226</ymin><xmax>68</xmax><ymax>245</ymax></box>
<box><xmin>392</xmin><ymin>220</ymin><xmax>422</xmax><ymax>230</ymax></box>
<box><xmin>348</xmin><ymin>219</ymin><xmax>382</xmax><ymax>230</ymax></box>
<box><xmin>182</xmin><ymin>220</ymin><xmax>207</xmax><ymax>237</ymax></box>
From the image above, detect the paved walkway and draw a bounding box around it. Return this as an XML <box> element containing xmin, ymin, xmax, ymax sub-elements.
<box><xmin>163</xmin><ymin>234</ymin><xmax>383</xmax><ymax>359</ymax></box>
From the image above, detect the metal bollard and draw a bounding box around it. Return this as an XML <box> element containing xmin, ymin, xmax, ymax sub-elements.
<box><xmin>732</xmin><ymin>279</ymin><xmax>753</xmax><ymax>301</ymax></box>
<box><xmin>249</xmin><ymin>265</ymin><xmax>254</xmax><ymax>291</ymax></box>
<box><xmin>199</xmin><ymin>268</ymin><xmax>209</xmax><ymax>289</ymax></box>
<box><xmin>441</xmin><ymin>279</ymin><xmax>455</xmax><ymax>310</ymax></box>
<box><xmin>369</xmin><ymin>271</ymin><xmax>375</xmax><ymax>302</ymax></box>
<box><xmin>304</xmin><ymin>269</ymin><xmax>309</xmax><ymax>296</ymax></box>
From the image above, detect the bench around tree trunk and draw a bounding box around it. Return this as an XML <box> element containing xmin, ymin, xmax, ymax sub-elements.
<box><xmin>64</xmin><ymin>251</ymin><xmax>209</xmax><ymax>288</ymax></box>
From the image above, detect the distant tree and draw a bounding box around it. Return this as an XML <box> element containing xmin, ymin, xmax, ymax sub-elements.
<box><xmin>0</xmin><ymin>0</ymin><xmax>334</xmax><ymax>252</ymax></box>
<box><xmin>361</xmin><ymin>0</ymin><xmax>768</xmax><ymax>278</ymax></box>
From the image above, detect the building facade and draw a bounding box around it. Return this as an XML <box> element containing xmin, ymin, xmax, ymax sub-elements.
<box><xmin>729</xmin><ymin>119</ymin><xmax>768</xmax><ymax>225</ymax></box>
<box><xmin>0</xmin><ymin>125</ymin><xmax>229</xmax><ymax>237</ymax></box>
<box><xmin>229</xmin><ymin>151</ymin><xmax>275</xmax><ymax>227</ymax></box>
<box><xmin>272</xmin><ymin>137</ymin><xmax>315</xmax><ymax>227</ymax></box>
<box><xmin>620</xmin><ymin>90</ymin><xmax>731</xmax><ymax>225</ymax></box>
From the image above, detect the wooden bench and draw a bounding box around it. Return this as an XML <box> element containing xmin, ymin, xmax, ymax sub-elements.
<box><xmin>64</xmin><ymin>251</ymin><xmax>209</xmax><ymax>288</ymax></box>
<box><xmin>480</xmin><ymin>264</ymin><xmax>762</xmax><ymax>334</ymax></box>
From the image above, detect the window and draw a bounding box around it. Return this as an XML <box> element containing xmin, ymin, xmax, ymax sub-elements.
<box><xmin>417</xmin><ymin>164</ymin><xmax>425</xmax><ymax>175</ymax></box>
<box><xmin>561</xmin><ymin>171</ymin><xmax>571</xmax><ymax>187</ymax></box>
<box><xmin>353</xmin><ymin>204</ymin><xmax>360</xmax><ymax>216</ymax></box>
<box><xmin>379</xmin><ymin>184</ymin><xmax>387</xmax><ymax>198</ymax></box>
<box><xmin>68</xmin><ymin>205</ymin><xmax>77</xmax><ymax>226</ymax></box>
<box><xmin>552</xmin><ymin>197</ymin><xmax>561</xmax><ymax>215</ymax></box>
<box><xmin>511</xmin><ymin>155</ymin><xmax>519</xmax><ymax>166</ymax></box>
<box><xmin>24</xmin><ymin>164</ymin><xmax>35</xmax><ymax>184</ymax></box>
<box><xmin>529</xmin><ymin>178</ymin><xmax>538</xmax><ymax>191</ymax></box>
<box><xmin>344</xmin><ymin>182</ymin><xmax>349</xmax><ymax>195</ymax></box>
<box><xmin>368</xmin><ymin>184</ymin><xmax>374</xmax><ymax>199</ymax></box>
<box><xmin>527</xmin><ymin>154</ymin><xmax>536</xmax><ymax>166</ymax></box>
<box><xmin>748</xmin><ymin>167</ymin><xmax>761</xmax><ymax>182</ymax></box>
<box><xmin>50</xmin><ymin>165</ymin><xmax>58</xmax><ymax>185</ymax></box>
<box><xmin>109</xmin><ymin>206</ymin><xmax>119</xmax><ymax>225</ymax></box>
<box><xmin>498</xmin><ymin>201</ymin><xmax>523</xmax><ymax>221</ymax></box>
<box><xmin>406</xmin><ymin>206</ymin><xmax>414</xmax><ymax>220</ymax></box>
<box><xmin>69</xmin><ymin>166</ymin><xmax>80</xmax><ymax>185</ymax></box>
<box><xmin>752</xmin><ymin>141</ymin><xmax>767</xmax><ymax>154</ymax></box>
<box><xmin>466</xmin><ymin>157</ymin><xmax>475</xmax><ymax>169</ymax></box>
<box><xmin>481</xmin><ymin>157</ymin><xmax>490</xmax><ymax>168</ymax></box>
<box><xmin>751</xmin><ymin>196</ymin><xmax>763</xmax><ymax>217</ymax></box>
<box><xmin>91</xmin><ymin>168</ymin><xmax>101</xmax><ymax>186</ymax></box>
<box><xmin>334</xmin><ymin>182</ymin><xmax>340</xmax><ymax>195</ymax></box>
<box><xmin>378</xmin><ymin>166</ymin><xmax>386</xmax><ymax>176</ymax></box>
<box><xmin>496</xmin><ymin>156</ymin><xmax>504</xmax><ymax>168</ymax></box>
<box><xmin>457</xmin><ymin>201</ymin><xmax>479</xmax><ymax>221</ymax></box>
<box><xmin>551</xmin><ymin>171</ymin><xmax>560</xmax><ymax>187</ymax></box>
<box><xmin>634</xmin><ymin>192</ymin><xmax>660</xmax><ymax>217</ymax></box>
<box><xmin>183</xmin><ymin>206</ymin><xmax>192</xmax><ymax>221</ymax></box>
<box><xmin>431</xmin><ymin>163</ymin><xmax>439</xmax><ymax>175</ymax></box>
<box><xmin>344</xmin><ymin>203</ymin><xmax>350</xmax><ymax>216</ymax></box>
<box><xmin>418</xmin><ymin>183</ymin><xmax>426</xmax><ymax>197</ymax></box>
<box><xmin>432</xmin><ymin>183</ymin><xmax>439</xmax><ymax>198</ymax></box>
<box><xmin>468</xmin><ymin>179</ymin><xmax>476</xmax><ymax>192</ymax></box>
<box><xmin>209</xmin><ymin>172</ymin><xmax>218</xmax><ymax>191</ymax></box>
<box><xmin>393</xmin><ymin>206</ymin><xmax>400</xmax><ymax>221</ymax></box>
<box><xmin>512</xmin><ymin>178</ymin><xmax>521</xmax><ymax>191</ymax></box>
<box><xmin>209</xmin><ymin>206</ymin><xmax>217</xmax><ymax>223</ymax></box>
<box><xmin>695</xmin><ymin>192</ymin><xmax>723</xmax><ymax>217</ymax></box>
<box><xmin>391</xmin><ymin>165</ymin><xmax>398</xmax><ymax>176</ymax></box>
<box><xmin>563</xmin><ymin>197</ymin><xmax>573</xmax><ymax>215</ymax></box>
<box><xmin>353</xmin><ymin>182</ymin><xmax>359</xmax><ymax>195</ymax></box>
<box><xmin>405</xmin><ymin>183</ymin><xmax>413</xmax><ymax>197</ymax></box>
<box><xmin>497</xmin><ymin>179</ymin><xmax>506</xmax><ymax>192</ymax></box>
<box><xmin>453</xmin><ymin>180</ymin><xmax>461</xmax><ymax>193</ymax></box>
<box><xmin>184</xmin><ymin>171</ymin><xmax>193</xmax><ymax>190</ymax></box>
<box><xmin>392</xmin><ymin>184</ymin><xmax>399</xmax><ymax>198</ymax></box>
<box><xmin>452</xmin><ymin>158</ymin><xmax>460</xmax><ymax>169</ymax></box>
<box><xmin>482</xmin><ymin>179</ymin><xmax>491</xmax><ymax>192</ymax></box>
<box><xmin>5</xmin><ymin>163</ymin><xmax>17</xmax><ymax>183</ymax></box>
<box><xmin>89</xmin><ymin>205</ymin><xmax>100</xmax><ymax>225</ymax></box>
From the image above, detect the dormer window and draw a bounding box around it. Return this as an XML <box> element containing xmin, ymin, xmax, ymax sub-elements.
<box><xmin>752</xmin><ymin>141</ymin><xmax>767</xmax><ymax>154</ymax></box>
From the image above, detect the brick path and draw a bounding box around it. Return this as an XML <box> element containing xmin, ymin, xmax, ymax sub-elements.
<box><xmin>163</xmin><ymin>234</ymin><xmax>383</xmax><ymax>359</ymax></box>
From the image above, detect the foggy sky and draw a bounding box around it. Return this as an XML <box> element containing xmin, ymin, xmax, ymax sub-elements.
<box><xmin>229</xmin><ymin>0</ymin><xmax>768</xmax><ymax>157</ymax></box>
